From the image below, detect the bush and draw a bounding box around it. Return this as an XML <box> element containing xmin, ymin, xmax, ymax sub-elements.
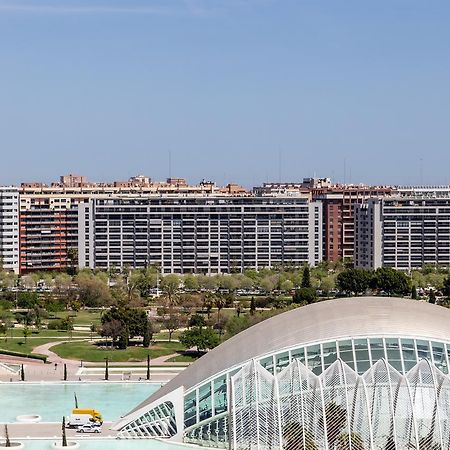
<box><xmin>293</xmin><ymin>287</ymin><xmax>317</xmax><ymax>304</ymax></box>
<box><xmin>47</xmin><ymin>317</ymin><xmax>73</xmax><ymax>331</ymax></box>
<box><xmin>254</xmin><ymin>297</ymin><xmax>271</xmax><ymax>308</ymax></box>
<box><xmin>0</xmin><ymin>349</ymin><xmax>47</xmax><ymax>362</ymax></box>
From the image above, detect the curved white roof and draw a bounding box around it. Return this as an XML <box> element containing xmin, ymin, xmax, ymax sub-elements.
<box><xmin>133</xmin><ymin>296</ymin><xmax>450</xmax><ymax>411</ymax></box>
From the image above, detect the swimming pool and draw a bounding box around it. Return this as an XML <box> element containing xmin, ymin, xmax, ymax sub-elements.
<box><xmin>0</xmin><ymin>382</ymin><xmax>161</xmax><ymax>423</ymax></box>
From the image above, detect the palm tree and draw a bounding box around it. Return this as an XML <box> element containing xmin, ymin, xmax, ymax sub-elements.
<box><xmin>214</xmin><ymin>296</ymin><xmax>226</xmax><ymax>323</ymax></box>
<box><xmin>161</xmin><ymin>274</ymin><xmax>180</xmax><ymax>312</ymax></box>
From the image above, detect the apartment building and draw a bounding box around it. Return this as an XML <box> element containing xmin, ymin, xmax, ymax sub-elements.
<box><xmin>0</xmin><ymin>187</ymin><xmax>20</xmax><ymax>273</ymax></box>
<box><xmin>16</xmin><ymin>176</ymin><xmax>249</xmax><ymax>273</ymax></box>
<box><xmin>354</xmin><ymin>196</ymin><xmax>450</xmax><ymax>271</ymax></box>
<box><xmin>19</xmin><ymin>193</ymin><xmax>86</xmax><ymax>273</ymax></box>
<box><xmin>78</xmin><ymin>194</ymin><xmax>323</xmax><ymax>274</ymax></box>
<box><xmin>254</xmin><ymin>179</ymin><xmax>394</xmax><ymax>262</ymax></box>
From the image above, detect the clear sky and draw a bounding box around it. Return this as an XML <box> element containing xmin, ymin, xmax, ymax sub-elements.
<box><xmin>1</xmin><ymin>0</ymin><xmax>450</xmax><ymax>187</ymax></box>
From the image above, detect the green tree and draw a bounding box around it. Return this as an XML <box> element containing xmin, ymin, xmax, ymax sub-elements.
<box><xmin>301</xmin><ymin>266</ymin><xmax>312</xmax><ymax>288</ymax></box>
<box><xmin>249</xmin><ymin>296</ymin><xmax>256</xmax><ymax>315</ymax></box>
<box><xmin>22</xmin><ymin>325</ymin><xmax>30</xmax><ymax>343</ymax></box>
<box><xmin>280</xmin><ymin>279</ymin><xmax>294</xmax><ymax>292</ymax></box>
<box><xmin>163</xmin><ymin>313</ymin><xmax>184</xmax><ymax>342</ymax></box>
<box><xmin>336</xmin><ymin>269</ymin><xmax>371</xmax><ymax>296</ymax></box>
<box><xmin>61</xmin><ymin>416</ymin><xmax>68</xmax><ymax>447</ymax></box>
<box><xmin>320</xmin><ymin>275</ymin><xmax>336</xmax><ymax>298</ymax></box>
<box><xmin>189</xmin><ymin>314</ymin><xmax>206</xmax><ymax>328</ymax></box>
<box><xmin>134</xmin><ymin>268</ymin><xmax>158</xmax><ymax>298</ymax></box>
<box><xmin>293</xmin><ymin>287</ymin><xmax>317</xmax><ymax>305</ymax></box>
<box><xmin>179</xmin><ymin>326</ymin><xmax>220</xmax><ymax>353</ymax></box>
<box><xmin>203</xmin><ymin>294</ymin><xmax>214</xmax><ymax>319</ymax></box>
<box><xmin>67</xmin><ymin>247</ymin><xmax>78</xmax><ymax>275</ymax></box>
<box><xmin>214</xmin><ymin>296</ymin><xmax>227</xmax><ymax>323</ymax></box>
<box><xmin>161</xmin><ymin>274</ymin><xmax>180</xmax><ymax>311</ymax></box>
<box><xmin>184</xmin><ymin>275</ymin><xmax>199</xmax><ymax>291</ymax></box>
<box><xmin>371</xmin><ymin>267</ymin><xmax>410</xmax><ymax>296</ymax></box>
<box><xmin>411</xmin><ymin>285</ymin><xmax>418</xmax><ymax>300</ymax></box>
<box><xmin>75</xmin><ymin>273</ymin><xmax>112</xmax><ymax>307</ymax></box>
<box><xmin>443</xmin><ymin>276</ymin><xmax>450</xmax><ymax>300</ymax></box>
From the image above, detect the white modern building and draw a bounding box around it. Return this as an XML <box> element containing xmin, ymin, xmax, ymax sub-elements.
<box><xmin>0</xmin><ymin>187</ymin><xmax>20</xmax><ymax>273</ymax></box>
<box><xmin>354</xmin><ymin>196</ymin><xmax>450</xmax><ymax>270</ymax></box>
<box><xmin>78</xmin><ymin>194</ymin><xmax>323</xmax><ymax>274</ymax></box>
<box><xmin>113</xmin><ymin>297</ymin><xmax>450</xmax><ymax>449</ymax></box>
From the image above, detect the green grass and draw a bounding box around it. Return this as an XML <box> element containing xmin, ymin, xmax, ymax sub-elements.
<box><xmin>153</xmin><ymin>331</ymin><xmax>182</xmax><ymax>341</ymax></box>
<box><xmin>0</xmin><ymin>337</ymin><xmax>64</xmax><ymax>354</ymax></box>
<box><xmin>51</xmin><ymin>310</ymin><xmax>102</xmax><ymax>326</ymax></box>
<box><xmin>51</xmin><ymin>340</ymin><xmax>185</xmax><ymax>362</ymax></box>
<box><xmin>5</xmin><ymin>329</ymin><xmax>94</xmax><ymax>338</ymax></box>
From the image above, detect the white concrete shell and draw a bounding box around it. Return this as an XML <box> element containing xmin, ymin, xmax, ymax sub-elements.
<box><xmin>113</xmin><ymin>296</ymin><xmax>450</xmax><ymax>448</ymax></box>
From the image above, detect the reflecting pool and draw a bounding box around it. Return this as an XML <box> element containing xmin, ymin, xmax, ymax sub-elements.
<box><xmin>0</xmin><ymin>382</ymin><xmax>161</xmax><ymax>423</ymax></box>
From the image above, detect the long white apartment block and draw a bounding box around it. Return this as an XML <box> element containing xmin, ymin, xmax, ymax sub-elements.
<box><xmin>0</xmin><ymin>187</ymin><xmax>20</xmax><ymax>273</ymax></box>
<box><xmin>355</xmin><ymin>196</ymin><xmax>450</xmax><ymax>270</ymax></box>
<box><xmin>78</xmin><ymin>194</ymin><xmax>323</xmax><ymax>274</ymax></box>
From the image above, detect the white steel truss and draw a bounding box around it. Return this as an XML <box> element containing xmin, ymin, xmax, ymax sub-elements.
<box><xmin>230</xmin><ymin>358</ymin><xmax>450</xmax><ymax>450</ymax></box>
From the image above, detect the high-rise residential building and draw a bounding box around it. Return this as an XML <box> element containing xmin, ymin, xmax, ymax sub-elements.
<box><xmin>0</xmin><ymin>187</ymin><xmax>20</xmax><ymax>273</ymax></box>
<box><xmin>16</xmin><ymin>176</ymin><xmax>249</xmax><ymax>273</ymax></box>
<box><xmin>354</xmin><ymin>196</ymin><xmax>450</xmax><ymax>271</ymax></box>
<box><xmin>312</xmin><ymin>185</ymin><xmax>394</xmax><ymax>262</ymax></box>
<box><xmin>78</xmin><ymin>194</ymin><xmax>323</xmax><ymax>274</ymax></box>
<box><xmin>254</xmin><ymin>180</ymin><xmax>394</xmax><ymax>263</ymax></box>
<box><xmin>19</xmin><ymin>193</ymin><xmax>85</xmax><ymax>273</ymax></box>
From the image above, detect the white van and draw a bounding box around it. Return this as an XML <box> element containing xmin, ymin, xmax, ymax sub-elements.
<box><xmin>66</xmin><ymin>414</ymin><xmax>97</xmax><ymax>428</ymax></box>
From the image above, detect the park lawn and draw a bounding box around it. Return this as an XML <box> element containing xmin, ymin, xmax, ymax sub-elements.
<box><xmin>51</xmin><ymin>309</ymin><xmax>102</xmax><ymax>326</ymax></box>
<box><xmin>51</xmin><ymin>340</ymin><xmax>185</xmax><ymax>362</ymax></box>
<box><xmin>6</xmin><ymin>328</ymin><xmax>93</xmax><ymax>338</ymax></box>
<box><xmin>0</xmin><ymin>337</ymin><xmax>64</xmax><ymax>355</ymax></box>
<box><xmin>154</xmin><ymin>330</ymin><xmax>182</xmax><ymax>341</ymax></box>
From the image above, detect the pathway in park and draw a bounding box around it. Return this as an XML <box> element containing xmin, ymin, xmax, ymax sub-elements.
<box><xmin>0</xmin><ymin>339</ymin><xmax>190</xmax><ymax>382</ymax></box>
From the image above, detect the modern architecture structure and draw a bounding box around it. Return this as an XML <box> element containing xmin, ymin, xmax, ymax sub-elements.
<box><xmin>78</xmin><ymin>194</ymin><xmax>323</xmax><ymax>273</ymax></box>
<box><xmin>0</xmin><ymin>187</ymin><xmax>20</xmax><ymax>273</ymax></box>
<box><xmin>354</xmin><ymin>196</ymin><xmax>450</xmax><ymax>270</ymax></box>
<box><xmin>113</xmin><ymin>296</ymin><xmax>450</xmax><ymax>449</ymax></box>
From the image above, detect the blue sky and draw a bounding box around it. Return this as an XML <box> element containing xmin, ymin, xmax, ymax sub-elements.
<box><xmin>1</xmin><ymin>0</ymin><xmax>450</xmax><ymax>187</ymax></box>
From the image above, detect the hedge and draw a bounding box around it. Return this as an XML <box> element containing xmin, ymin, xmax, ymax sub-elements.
<box><xmin>0</xmin><ymin>348</ymin><xmax>48</xmax><ymax>362</ymax></box>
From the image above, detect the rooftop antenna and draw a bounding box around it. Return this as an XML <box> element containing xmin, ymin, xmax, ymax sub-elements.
<box><xmin>343</xmin><ymin>157</ymin><xmax>347</xmax><ymax>184</ymax></box>
<box><xmin>419</xmin><ymin>157</ymin><xmax>423</xmax><ymax>185</ymax></box>
<box><xmin>278</xmin><ymin>149</ymin><xmax>282</xmax><ymax>183</ymax></box>
<box><xmin>168</xmin><ymin>150</ymin><xmax>172</xmax><ymax>179</ymax></box>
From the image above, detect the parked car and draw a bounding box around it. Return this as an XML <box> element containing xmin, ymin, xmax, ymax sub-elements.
<box><xmin>77</xmin><ymin>424</ymin><xmax>101</xmax><ymax>433</ymax></box>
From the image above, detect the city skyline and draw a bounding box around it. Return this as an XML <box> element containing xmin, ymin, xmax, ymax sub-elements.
<box><xmin>1</xmin><ymin>0</ymin><xmax>450</xmax><ymax>186</ymax></box>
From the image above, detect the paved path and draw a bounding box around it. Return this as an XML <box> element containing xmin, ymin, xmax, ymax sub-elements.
<box><xmin>1</xmin><ymin>422</ymin><xmax>117</xmax><ymax>439</ymax></box>
<box><xmin>0</xmin><ymin>339</ymin><xmax>191</xmax><ymax>382</ymax></box>
<box><xmin>32</xmin><ymin>340</ymin><xmax>87</xmax><ymax>366</ymax></box>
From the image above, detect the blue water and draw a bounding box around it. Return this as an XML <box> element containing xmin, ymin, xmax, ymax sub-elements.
<box><xmin>0</xmin><ymin>382</ymin><xmax>161</xmax><ymax>423</ymax></box>
<box><xmin>13</xmin><ymin>440</ymin><xmax>193</xmax><ymax>450</ymax></box>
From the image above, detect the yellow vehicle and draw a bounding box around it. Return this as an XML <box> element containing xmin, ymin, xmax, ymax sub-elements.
<box><xmin>72</xmin><ymin>408</ymin><xmax>103</xmax><ymax>424</ymax></box>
